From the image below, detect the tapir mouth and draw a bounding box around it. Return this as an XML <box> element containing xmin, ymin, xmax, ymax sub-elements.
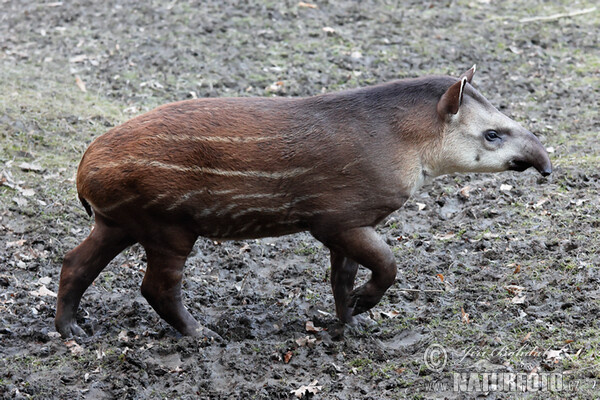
<box><xmin>508</xmin><ymin>159</ymin><xmax>552</xmax><ymax>177</ymax></box>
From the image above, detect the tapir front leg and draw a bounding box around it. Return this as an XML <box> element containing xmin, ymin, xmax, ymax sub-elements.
<box><xmin>319</xmin><ymin>227</ymin><xmax>397</xmax><ymax>322</ymax></box>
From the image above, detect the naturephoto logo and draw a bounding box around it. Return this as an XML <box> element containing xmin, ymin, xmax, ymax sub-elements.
<box><xmin>422</xmin><ymin>343</ymin><xmax>598</xmax><ymax>393</ymax></box>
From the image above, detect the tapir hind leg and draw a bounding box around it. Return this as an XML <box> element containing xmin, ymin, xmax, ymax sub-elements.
<box><xmin>140</xmin><ymin>233</ymin><xmax>219</xmax><ymax>339</ymax></box>
<box><xmin>55</xmin><ymin>215</ymin><xmax>135</xmax><ymax>338</ymax></box>
<box><xmin>330</xmin><ymin>250</ymin><xmax>359</xmax><ymax>323</ymax></box>
<box><xmin>318</xmin><ymin>227</ymin><xmax>397</xmax><ymax>322</ymax></box>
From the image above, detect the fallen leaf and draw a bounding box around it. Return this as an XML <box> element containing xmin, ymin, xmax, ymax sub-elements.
<box><xmin>458</xmin><ymin>185</ymin><xmax>472</xmax><ymax>198</ymax></box>
<box><xmin>298</xmin><ymin>1</ymin><xmax>317</xmax><ymax>8</ymax></box>
<box><xmin>118</xmin><ymin>330</ymin><xmax>129</xmax><ymax>342</ymax></box>
<box><xmin>521</xmin><ymin>332</ymin><xmax>532</xmax><ymax>343</ymax></box>
<box><xmin>436</xmin><ymin>273</ymin><xmax>444</xmax><ymax>283</ymax></box>
<box><xmin>513</xmin><ymin>264</ymin><xmax>521</xmax><ymax>274</ymax></box>
<box><xmin>20</xmin><ymin>188</ymin><xmax>35</xmax><ymax>197</ymax></box>
<box><xmin>65</xmin><ymin>340</ymin><xmax>84</xmax><ymax>355</ymax></box>
<box><xmin>29</xmin><ymin>285</ymin><xmax>57</xmax><ymax>298</ymax></box>
<box><xmin>415</xmin><ymin>202</ymin><xmax>426</xmax><ymax>211</ymax></box>
<box><xmin>290</xmin><ymin>380</ymin><xmax>322</xmax><ymax>398</ymax></box>
<box><xmin>380</xmin><ymin>310</ymin><xmax>400</xmax><ymax>319</ymax></box>
<box><xmin>69</xmin><ymin>54</ymin><xmax>87</xmax><ymax>63</ymax></box>
<box><xmin>238</xmin><ymin>243</ymin><xmax>251</xmax><ymax>254</ymax></box>
<box><xmin>38</xmin><ymin>276</ymin><xmax>52</xmax><ymax>285</ymax></box>
<box><xmin>504</xmin><ymin>285</ymin><xmax>525</xmax><ymax>295</ymax></box>
<box><xmin>434</xmin><ymin>232</ymin><xmax>455</xmax><ymax>240</ymax></box>
<box><xmin>6</xmin><ymin>239</ymin><xmax>26</xmax><ymax>248</ymax></box>
<box><xmin>75</xmin><ymin>75</ymin><xmax>87</xmax><ymax>92</ymax></box>
<box><xmin>544</xmin><ymin>349</ymin><xmax>563</xmax><ymax>362</ymax></box>
<box><xmin>461</xmin><ymin>307</ymin><xmax>470</xmax><ymax>324</ymax></box>
<box><xmin>350</xmin><ymin>51</ymin><xmax>362</xmax><ymax>59</ymax></box>
<box><xmin>305</xmin><ymin>320</ymin><xmax>323</xmax><ymax>333</ymax></box>
<box><xmin>511</xmin><ymin>294</ymin><xmax>526</xmax><ymax>304</ymax></box>
<box><xmin>284</xmin><ymin>351</ymin><xmax>293</xmax><ymax>364</ymax></box>
<box><xmin>533</xmin><ymin>198</ymin><xmax>549</xmax><ymax>209</ymax></box>
<box><xmin>500</xmin><ymin>184</ymin><xmax>513</xmax><ymax>192</ymax></box>
<box><xmin>18</xmin><ymin>162</ymin><xmax>44</xmax><ymax>173</ymax></box>
<box><xmin>266</xmin><ymin>81</ymin><xmax>285</xmax><ymax>93</ymax></box>
<box><xmin>295</xmin><ymin>336</ymin><xmax>317</xmax><ymax>347</ymax></box>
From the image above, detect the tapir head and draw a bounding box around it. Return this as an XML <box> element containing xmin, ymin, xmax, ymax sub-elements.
<box><xmin>434</xmin><ymin>65</ymin><xmax>552</xmax><ymax>177</ymax></box>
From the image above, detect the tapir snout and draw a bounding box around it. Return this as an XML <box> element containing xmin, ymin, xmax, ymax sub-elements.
<box><xmin>508</xmin><ymin>130</ymin><xmax>552</xmax><ymax>177</ymax></box>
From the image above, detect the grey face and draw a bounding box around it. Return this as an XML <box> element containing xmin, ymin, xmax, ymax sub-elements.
<box><xmin>434</xmin><ymin>82</ymin><xmax>551</xmax><ymax>178</ymax></box>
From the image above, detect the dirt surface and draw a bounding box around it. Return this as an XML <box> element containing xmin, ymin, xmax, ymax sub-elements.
<box><xmin>1</xmin><ymin>1</ymin><xmax>599</xmax><ymax>399</ymax></box>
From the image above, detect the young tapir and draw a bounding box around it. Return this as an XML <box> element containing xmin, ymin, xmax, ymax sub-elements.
<box><xmin>55</xmin><ymin>66</ymin><xmax>552</xmax><ymax>338</ymax></box>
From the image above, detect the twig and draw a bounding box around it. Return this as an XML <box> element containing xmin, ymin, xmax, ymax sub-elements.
<box><xmin>395</xmin><ymin>288</ymin><xmax>445</xmax><ymax>293</ymax></box>
<box><xmin>519</xmin><ymin>7</ymin><xmax>596</xmax><ymax>23</ymax></box>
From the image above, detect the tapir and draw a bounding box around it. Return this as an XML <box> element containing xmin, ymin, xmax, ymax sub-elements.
<box><xmin>55</xmin><ymin>66</ymin><xmax>552</xmax><ymax>338</ymax></box>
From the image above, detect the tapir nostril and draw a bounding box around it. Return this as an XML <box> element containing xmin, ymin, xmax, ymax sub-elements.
<box><xmin>540</xmin><ymin>167</ymin><xmax>552</xmax><ymax>177</ymax></box>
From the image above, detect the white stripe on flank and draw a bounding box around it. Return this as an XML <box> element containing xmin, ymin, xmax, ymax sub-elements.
<box><xmin>100</xmin><ymin>158</ymin><xmax>311</xmax><ymax>180</ymax></box>
<box><xmin>97</xmin><ymin>195</ymin><xmax>138</xmax><ymax>212</ymax></box>
<box><xmin>167</xmin><ymin>188</ymin><xmax>236</xmax><ymax>211</ymax></box>
<box><xmin>230</xmin><ymin>192</ymin><xmax>288</xmax><ymax>200</ymax></box>
<box><xmin>229</xmin><ymin>194</ymin><xmax>319</xmax><ymax>219</ymax></box>
<box><xmin>154</xmin><ymin>133</ymin><xmax>276</xmax><ymax>143</ymax></box>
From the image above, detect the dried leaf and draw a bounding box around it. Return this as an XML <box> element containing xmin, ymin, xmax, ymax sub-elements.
<box><xmin>458</xmin><ymin>185</ymin><xmax>472</xmax><ymax>198</ymax></box>
<box><xmin>295</xmin><ymin>336</ymin><xmax>317</xmax><ymax>347</ymax></box>
<box><xmin>38</xmin><ymin>276</ymin><xmax>52</xmax><ymax>285</ymax></box>
<box><xmin>436</xmin><ymin>273</ymin><xmax>444</xmax><ymax>283</ymax></box>
<box><xmin>65</xmin><ymin>340</ymin><xmax>84</xmax><ymax>355</ymax></box>
<box><xmin>118</xmin><ymin>330</ymin><xmax>129</xmax><ymax>342</ymax></box>
<box><xmin>238</xmin><ymin>243</ymin><xmax>251</xmax><ymax>254</ymax></box>
<box><xmin>505</xmin><ymin>285</ymin><xmax>525</xmax><ymax>295</ymax></box>
<box><xmin>521</xmin><ymin>332</ymin><xmax>532</xmax><ymax>343</ymax></box>
<box><xmin>29</xmin><ymin>285</ymin><xmax>57</xmax><ymax>298</ymax></box>
<box><xmin>305</xmin><ymin>320</ymin><xmax>323</xmax><ymax>333</ymax></box>
<box><xmin>415</xmin><ymin>202</ymin><xmax>426</xmax><ymax>211</ymax></box>
<box><xmin>513</xmin><ymin>264</ymin><xmax>521</xmax><ymax>274</ymax></box>
<box><xmin>13</xmin><ymin>197</ymin><xmax>28</xmax><ymax>207</ymax></box>
<box><xmin>20</xmin><ymin>188</ymin><xmax>35</xmax><ymax>197</ymax></box>
<box><xmin>461</xmin><ymin>307</ymin><xmax>470</xmax><ymax>324</ymax></box>
<box><xmin>380</xmin><ymin>310</ymin><xmax>400</xmax><ymax>319</ymax></box>
<box><xmin>69</xmin><ymin>54</ymin><xmax>87</xmax><ymax>63</ymax></box>
<box><xmin>18</xmin><ymin>162</ymin><xmax>44</xmax><ymax>173</ymax></box>
<box><xmin>298</xmin><ymin>1</ymin><xmax>317</xmax><ymax>8</ymax></box>
<box><xmin>434</xmin><ymin>232</ymin><xmax>455</xmax><ymax>240</ymax></box>
<box><xmin>544</xmin><ymin>349</ymin><xmax>563</xmax><ymax>362</ymax></box>
<box><xmin>511</xmin><ymin>294</ymin><xmax>526</xmax><ymax>304</ymax></box>
<box><xmin>533</xmin><ymin>198</ymin><xmax>549</xmax><ymax>209</ymax></box>
<box><xmin>75</xmin><ymin>75</ymin><xmax>87</xmax><ymax>92</ymax></box>
<box><xmin>266</xmin><ymin>81</ymin><xmax>285</xmax><ymax>93</ymax></box>
<box><xmin>284</xmin><ymin>351</ymin><xmax>293</xmax><ymax>364</ymax></box>
<box><xmin>6</xmin><ymin>239</ymin><xmax>26</xmax><ymax>248</ymax></box>
<box><xmin>500</xmin><ymin>184</ymin><xmax>513</xmax><ymax>192</ymax></box>
<box><xmin>290</xmin><ymin>380</ymin><xmax>322</xmax><ymax>398</ymax></box>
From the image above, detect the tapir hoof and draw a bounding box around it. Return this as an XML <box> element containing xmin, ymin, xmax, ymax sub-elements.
<box><xmin>192</xmin><ymin>325</ymin><xmax>223</xmax><ymax>342</ymax></box>
<box><xmin>56</xmin><ymin>320</ymin><xmax>87</xmax><ymax>338</ymax></box>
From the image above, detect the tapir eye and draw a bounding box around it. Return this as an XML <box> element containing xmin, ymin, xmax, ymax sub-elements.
<box><xmin>484</xmin><ymin>130</ymin><xmax>500</xmax><ymax>142</ymax></box>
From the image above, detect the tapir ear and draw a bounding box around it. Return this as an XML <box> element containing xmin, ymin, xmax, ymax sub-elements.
<box><xmin>459</xmin><ymin>64</ymin><xmax>476</xmax><ymax>84</ymax></box>
<box><xmin>437</xmin><ymin>77</ymin><xmax>468</xmax><ymax>119</ymax></box>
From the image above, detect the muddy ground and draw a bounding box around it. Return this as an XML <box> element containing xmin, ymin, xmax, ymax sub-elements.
<box><xmin>1</xmin><ymin>1</ymin><xmax>599</xmax><ymax>399</ymax></box>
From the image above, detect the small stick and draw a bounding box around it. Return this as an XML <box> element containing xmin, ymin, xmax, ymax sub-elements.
<box><xmin>519</xmin><ymin>7</ymin><xmax>596</xmax><ymax>23</ymax></box>
<box><xmin>395</xmin><ymin>288</ymin><xmax>445</xmax><ymax>293</ymax></box>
